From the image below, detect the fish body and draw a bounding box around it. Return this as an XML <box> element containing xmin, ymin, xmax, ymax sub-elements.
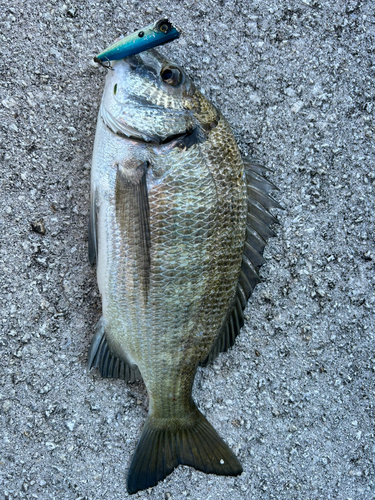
<box><xmin>88</xmin><ymin>49</ymin><xmax>279</xmax><ymax>494</ymax></box>
<box><xmin>94</xmin><ymin>19</ymin><xmax>180</xmax><ymax>63</ymax></box>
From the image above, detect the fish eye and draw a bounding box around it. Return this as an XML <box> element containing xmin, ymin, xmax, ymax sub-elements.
<box><xmin>160</xmin><ymin>66</ymin><xmax>183</xmax><ymax>86</ymax></box>
<box><xmin>127</xmin><ymin>56</ymin><xmax>139</xmax><ymax>69</ymax></box>
<box><xmin>114</xmin><ymin>84</ymin><xmax>117</xmax><ymax>95</ymax></box>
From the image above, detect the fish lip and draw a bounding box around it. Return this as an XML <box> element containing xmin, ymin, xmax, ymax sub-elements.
<box><xmin>102</xmin><ymin>110</ymin><xmax>199</xmax><ymax>149</ymax></box>
<box><xmin>100</xmin><ymin>101</ymin><xmax>162</xmax><ymax>143</ymax></box>
<box><xmin>112</xmin><ymin>127</ymin><xmax>161</xmax><ymax>145</ymax></box>
<box><xmin>106</xmin><ymin>121</ymin><xmax>197</xmax><ymax>148</ymax></box>
<box><xmin>100</xmin><ymin>101</ymin><xmax>196</xmax><ymax>146</ymax></box>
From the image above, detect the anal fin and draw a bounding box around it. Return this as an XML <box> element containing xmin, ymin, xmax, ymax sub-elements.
<box><xmin>87</xmin><ymin>318</ymin><xmax>142</xmax><ymax>383</ymax></box>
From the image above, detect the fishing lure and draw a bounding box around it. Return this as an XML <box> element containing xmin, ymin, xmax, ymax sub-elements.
<box><xmin>94</xmin><ymin>18</ymin><xmax>180</xmax><ymax>65</ymax></box>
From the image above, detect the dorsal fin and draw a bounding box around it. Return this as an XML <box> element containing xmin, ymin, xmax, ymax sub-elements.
<box><xmin>200</xmin><ymin>157</ymin><xmax>280</xmax><ymax>366</ymax></box>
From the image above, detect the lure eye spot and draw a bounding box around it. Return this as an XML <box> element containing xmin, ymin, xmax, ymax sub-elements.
<box><xmin>138</xmin><ymin>31</ymin><xmax>144</xmax><ymax>38</ymax></box>
<box><xmin>114</xmin><ymin>84</ymin><xmax>117</xmax><ymax>95</ymax></box>
<box><xmin>156</xmin><ymin>19</ymin><xmax>172</xmax><ymax>34</ymax></box>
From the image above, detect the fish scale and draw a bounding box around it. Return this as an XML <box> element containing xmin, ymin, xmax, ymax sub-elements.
<box><xmin>145</xmin><ymin>145</ymin><xmax>220</xmax><ymax>406</ymax></box>
<box><xmin>88</xmin><ymin>48</ymin><xmax>280</xmax><ymax>494</ymax></box>
<box><xmin>106</xmin><ymin>137</ymin><xmax>221</xmax><ymax>412</ymax></box>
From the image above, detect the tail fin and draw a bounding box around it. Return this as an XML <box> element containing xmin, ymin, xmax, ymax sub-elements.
<box><xmin>127</xmin><ymin>407</ymin><xmax>242</xmax><ymax>494</ymax></box>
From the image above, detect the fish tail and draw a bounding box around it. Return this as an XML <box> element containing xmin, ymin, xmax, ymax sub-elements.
<box><xmin>126</xmin><ymin>406</ymin><xmax>242</xmax><ymax>494</ymax></box>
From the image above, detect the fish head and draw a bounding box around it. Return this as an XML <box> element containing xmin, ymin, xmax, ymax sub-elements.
<box><xmin>100</xmin><ymin>49</ymin><xmax>205</xmax><ymax>143</ymax></box>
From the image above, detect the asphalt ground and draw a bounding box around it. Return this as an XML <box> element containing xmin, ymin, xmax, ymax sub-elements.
<box><xmin>0</xmin><ymin>1</ymin><xmax>374</xmax><ymax>499</ymax></box>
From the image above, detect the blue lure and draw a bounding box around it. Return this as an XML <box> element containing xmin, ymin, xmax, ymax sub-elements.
<box><xmin>94</xmin><ymin>19</ymin><xmax>180</xmax><ymax>65</ymax></box>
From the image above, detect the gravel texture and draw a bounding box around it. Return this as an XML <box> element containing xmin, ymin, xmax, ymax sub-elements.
<box><xmin>1</xmin><ymin>1</ymin><xmax>374</xmax><ymax>499</ymax></box>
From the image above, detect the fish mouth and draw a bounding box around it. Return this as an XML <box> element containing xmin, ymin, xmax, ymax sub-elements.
<box><xmin>100</xmin><ymin>102</ymin><xmax>161</xmax><ymax>144</ymax></box>
<box><xmin>100</xmin><ymin>102</ymin><xmax>204</xmax><ymax>148</ymax></box>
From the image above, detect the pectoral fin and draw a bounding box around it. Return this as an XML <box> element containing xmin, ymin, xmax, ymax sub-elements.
<box><xmin>115</xmin><ymin>160</ymin><xmax>151</xmax><ymax>298</ymax></box>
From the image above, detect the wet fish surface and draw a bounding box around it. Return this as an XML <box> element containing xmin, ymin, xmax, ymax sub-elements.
<box><xmin>88</xmin><ymin>48</ymin><xmax>280</xmax><ymax>494</ymax></box>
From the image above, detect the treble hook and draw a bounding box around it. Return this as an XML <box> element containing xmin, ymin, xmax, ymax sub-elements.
<box><xmin>93</xmin><ymin>56</ymin><xmax>114</xmax><ymax>70</ymax></box>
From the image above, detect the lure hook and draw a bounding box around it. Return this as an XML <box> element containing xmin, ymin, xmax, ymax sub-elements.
<box><xmin>93</xmin><ymin>56</ymin><xmax>114</xmax><ymax>70</ymax></box>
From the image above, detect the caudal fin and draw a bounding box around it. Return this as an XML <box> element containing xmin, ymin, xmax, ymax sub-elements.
<box><xmin>127</xmin><ymin>407</ymin><xmax>242</xmax><ymax>494</ymax></box>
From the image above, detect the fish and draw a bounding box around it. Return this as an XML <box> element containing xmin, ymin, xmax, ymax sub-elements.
<box><xmin>94</xmin><ymin>19</ymin><xmax>180</xmax><ymax>64</ymax></box>
<box><xmin>87</xmin><ymin>48</ymin><xmax>280</xmax><ymax>494</ymax></box>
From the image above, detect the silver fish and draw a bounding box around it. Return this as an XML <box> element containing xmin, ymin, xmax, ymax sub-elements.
<box><xmin>88</xmin><ymin>49</ymin><xmax>280</xmax><ymax>494</ymax></box>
